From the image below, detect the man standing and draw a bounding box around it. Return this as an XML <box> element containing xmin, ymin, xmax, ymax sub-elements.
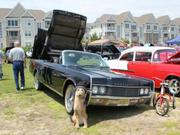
<box><xmin>9</xmin><ymin>40</ymin><xmax>26</xmax><ymax>91</ymax></box>
<box><xmin>0</xmin><ymin>49</ymin><xmax>3</xmax><ymax>80</ymax></box>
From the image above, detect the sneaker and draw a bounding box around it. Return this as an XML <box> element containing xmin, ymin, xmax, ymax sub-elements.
<box><xmin>21</xmin><ymin>87</ymin><xmax>25</xmax><ymax>90</ymax></box>
<box><xmin>16</xmin><ymin>87</ymin><xmax>20</xmax><ymax>91</ymax></box>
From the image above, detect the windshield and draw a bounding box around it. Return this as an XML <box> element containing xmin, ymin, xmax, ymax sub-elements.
<box><xmin>63</xmin><ymin>51</ymin><xmax>109</xmax><ymax>68</ymax></box>
<box><xmin>153</xmin><ymin>49</ymin><xmax>176</xmax><ymax>62</ymax></box>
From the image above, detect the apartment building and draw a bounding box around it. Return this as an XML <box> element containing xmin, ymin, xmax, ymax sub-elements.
<box><xmin>89</xmin><ymin>14</ymin><xmax>117</xmax><ymax>40</ymax></box>
<box><xmin>89</xmin><ymin>12</ymin><xmax>180</xmax><ymax>45</ymax></box>
<box><xmin>157</xmin><ymin>15</ymin><xmax>176</xmax><ymax>44</ymax></box>
<box><xmin>0</xmin><ymin>3</ymin><xmax>52</xmax><ymax>48</ymax></box>
<box><xmin>173</xmin><ymin>18</ymin><xmax>180</xmax><ymax>36</ymax></box>
<box><xmin>136</xmin><ymin>14</ymin><xmax>159</xmax><ymax>44</ymax></box>
<box><xmin>116</xmin><ymin>11</ymin><xmax>139</xmax><ymax>43</ymax></box>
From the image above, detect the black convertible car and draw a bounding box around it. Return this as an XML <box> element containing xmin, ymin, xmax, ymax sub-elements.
<box><xmin>30</xmin><ymin>10</ymin><xmax>155</xmax><ymax>114</ymax></box>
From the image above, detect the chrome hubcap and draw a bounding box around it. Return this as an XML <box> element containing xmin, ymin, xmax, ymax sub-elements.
<box><xmin>169</xmin><ymin>79</ymin><xmax>180</xmax><ymax>95</ymax></box>
<box><xmin>65</xmin><ymin>86</ymin><xmax>74</xmax><ymax>113</ymax></box>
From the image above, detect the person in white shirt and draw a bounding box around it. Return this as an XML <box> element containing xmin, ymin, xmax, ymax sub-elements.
<box><xmin>0</xmin><ymin>49</ymin><xmax>3</xmax><ymax>80</ymax></box>
<box><xmin>9</xmin><ymin>40</ymin><xmax>26</xmax><ymax>91</ymax></box>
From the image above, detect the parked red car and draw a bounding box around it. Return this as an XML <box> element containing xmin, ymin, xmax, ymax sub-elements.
<box><xmin>107</xmin><ymin>46</ymin><xmax>180</xmax><ymax>95</ymax></box>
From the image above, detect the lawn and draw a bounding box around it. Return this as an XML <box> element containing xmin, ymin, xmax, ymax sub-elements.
<box><xmin>0</xmin><ymin>62</ymin><xmax>180</xmax><ymax>135</ymax></box>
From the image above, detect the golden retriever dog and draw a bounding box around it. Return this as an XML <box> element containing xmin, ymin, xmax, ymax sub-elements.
<box><xmin>71</xmin><ymin>87</ymin><xmax>88</xmax><ymax>128</ymax></box>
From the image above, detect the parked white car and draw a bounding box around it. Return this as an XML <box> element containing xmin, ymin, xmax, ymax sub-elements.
<box><xmin>106</xmin><ymin>46</ymin><xmax>180</xmax><ymax>95</ymax></box>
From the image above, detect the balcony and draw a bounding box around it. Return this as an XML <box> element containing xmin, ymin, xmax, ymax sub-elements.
<box><xmin>106</xmin><ymin>26</ymin><xmax>116</xmax><ymax>32</ymax></box>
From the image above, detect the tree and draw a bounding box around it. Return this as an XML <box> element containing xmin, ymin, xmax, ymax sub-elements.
<box><xmin>90</xmin><ymin>33</ymin><xmax>101</xmax><ymax>42</ymax></box>
<box><xmin>121</xmin><ymin>38</ymin><xmax>130</xmax><ymax>44</ymax></box>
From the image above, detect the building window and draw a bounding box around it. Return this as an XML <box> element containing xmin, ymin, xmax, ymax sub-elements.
<box><xmin>9</xmin><ymin>31</ymin><xmax>18</xmax><ymax>37</ymax></box>
<box><xmin>45</xmin><ymin>21</ymin><xmax>50</xmax><ymax>28</ymax></box>
<box><xmin>171</xmin><ymin>27</ymin><xmax>174</xmax><ymax>31</ymax></box>
<box><xmin>0</xmin><ymin>22</ymin><xmax>2</xmax><ymax>38</ymax></box>
<box><xmin>8</xmin><ymin>20</ymin><xmax>11</xmax><ymax>26</ymax></box>
<box><xmin>37</xmin><ymin>23</ymin><xmax>41</xmax><ymax>28</ymax></box>
<box><xmin>147</xmin><ymin>25</ymin><xmax>150</xmax><ymax>30</ymax></box>
<box><xmin>131</xmin><ymin>25</ymin><xmax>136</xmax><ymax>30</ymax></box>
<box><xmin>25</xmin><ymin>31</ymin><xmax>31</xmax><ymax>36</ymax></box>
<box><xmin>125</xmin><ymin>24</ymin><xmax>129</xmax><ymax>29</ymax></box>
<box><xmin>15</xmin><ymin>20</ymin><xmax>18</xmax><ymax>26</ymax></box>
<box><xmin>7</xmin><ymin>20</ymin><xmax>18</xmax><ymax>27</ymax></box>
<box><xmin>0</xmin><ymin>32</ymin><xmax>2</xmax><ymax>38</ymax></box>
<box><xmin>154</xmin><ymin>25</ymin><xmax>157</xmax><ymax>30</ymax></box>
<box><xmin>28</xmin><ymin>22</ymin><xmax>31</xmax><ymax>26</ymax></box>
<box><xmin>163</xmin><ymin>27</ymin><xmax>168</xmax><ymax>31</ymax></box>
<box><xmin>132</xmin><ymin>33</ymin><xmax>137</xmax><ymax>37</ymax></box>
<box><xmin>0</xmin><ymin>43</ymin><xmax>3</xmax><ymax>48</ymax></box>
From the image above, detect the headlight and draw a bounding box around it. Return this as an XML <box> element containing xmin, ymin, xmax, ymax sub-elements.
<box><xmin>92</xmin><ymin>86</ymin><xmax>98</xmax><ymax>94</ymax></box>
<box><xmin>144</xmin><ymin>88</ymin><xmax>149</xmax><ymax>95</ymax></box>
<box><xmin>140</xmin><ymin>88</ymin><xmax>144</xmax><ymax>95</ymax></box>
<box><xmin>99</xmin><ymin>86</ymin><xmax>106</xmax><ymax>94</ymax></box>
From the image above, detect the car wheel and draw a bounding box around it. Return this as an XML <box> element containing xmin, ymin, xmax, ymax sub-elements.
<box><xmin>34</xmin><ymin>72</ymin><xmax>43</xmax><ymax>90</ymax></box>
<box><xmin>65</xmin><ymin>85</ymin><xmax>75</xmax><ymax>115</ymax></box>
<box><xmin>168</xmin><ymin>78</ymin><xmax>180</xmax><ymax>95</ymax></box>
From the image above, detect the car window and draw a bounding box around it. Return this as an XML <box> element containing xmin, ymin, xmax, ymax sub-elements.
<box><xmin>102</xmin><ymin>47</ymin><xmax>112</xmax><ymax>55</ymax></box>
<box><xmin>86</xmin><ymin>46</ymin><xmax>101</xmax><ymax>54</ymax></box>
<box><xmin>135</xmin><ymin>52</ymin><xmax>152</xmax><ymax>62</ymax></box>
<box><xmin>120</xmin><ymin>52</ymin><xmax>133</xmax><ymax>61</ymax></box>
<box><xmin>153</xmin><ymin>49</ymin><xmax>176</xmax><ymax>62</ymax></box>
<box><xmin>63</xmin><ymin>51</ymin><xmax>108</xmax><ymax>67</ymax></box>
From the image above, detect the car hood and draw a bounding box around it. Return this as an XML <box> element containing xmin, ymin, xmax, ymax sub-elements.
<box><xmin>166</xmin><ymin>51</ymin><xmax>180</xmax><ymax>64</ymax></box>
<box><xmin>69</xmin><ymin>66</ymin><xmax>152</xmax><ymax>87</ymax></box>
<box><xmin>32</xmin><ymin>10</ymin><xmax>87</xmax><ymax>59</ymax></box>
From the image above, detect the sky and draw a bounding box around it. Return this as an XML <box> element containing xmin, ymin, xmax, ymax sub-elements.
<box><xmin>0</xmin><ymin>0</ymin><xmax>179</xmax><ymax>23</ymax></box>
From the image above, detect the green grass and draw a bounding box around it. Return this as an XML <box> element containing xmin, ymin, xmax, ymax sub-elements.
<box><xmin>0</xmin><ymin>62</ymin><xmax>103</xmax><ymax>134</ymax></box>
<box><xmin>0</xmin><ymin>62</ymin><xmax>180</xmax><ymax>135</ymax></box>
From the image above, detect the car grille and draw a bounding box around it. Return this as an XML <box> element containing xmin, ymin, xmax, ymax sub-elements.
<box><xmin>106</xmin><ymin>86</ymin><xmax>140</xmax><ymax>97</ymax></box>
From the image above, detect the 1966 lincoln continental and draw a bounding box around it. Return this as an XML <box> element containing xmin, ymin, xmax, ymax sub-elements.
<box><xmin>30</xmin><ymin>10</ymin><xmax>155</xmax><ymax>114</ymax></box>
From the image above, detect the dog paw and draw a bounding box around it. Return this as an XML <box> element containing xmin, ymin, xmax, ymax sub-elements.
<box><xmin>75</xmin><ymin>125</ymin><xmax>80</xmax><ymax>129</ymax></box>
<box><xmin>83</xmin><ymin>125</ymin><xmax>88</xmax><ymax>128</ymax></box>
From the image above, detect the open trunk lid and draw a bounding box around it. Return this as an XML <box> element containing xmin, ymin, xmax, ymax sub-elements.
<box><xmin>166</xmin><ymin>51</ymin><xmax>180</xmax><ymax>64</ymax></box>
<box><xmin>32</xmin><ymin>10</ymin><xmax>87</xmax><ymax>59</ymax></box>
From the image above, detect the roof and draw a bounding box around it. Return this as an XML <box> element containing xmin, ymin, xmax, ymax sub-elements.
<box><xmin>172</xmin><ymin>18</ymin><xmax>180</xmax><ymax>25</ymax></box>
<box><xmin>121</xmin><ymin>46</ymin><xmax>175</xmax><ymax>55</ymax></box>
<box><xmin>6</xmin><ymin>3</ymin><xmax>26</xmax><ymax>18</ymax></box>
<box><xmin>0</xmin><ymin>8</ymin><xmax>11</xmax><ymax>19</ymax></box>
<box><xmin>157</xmin><ymin>15</ymin><xmax>171</xmax><ymax>25</ymax></box>
<box><xmin>95</xmin><ymin>14</ymin><xmax>117</xmax><ymax>24</ymax></box>
<box><xmin>0</xmin><ymin>3</ymin><xmax>45</xmax><ymax>21</ymax></box>
<box><xmin>135</xmin><ymin>13</ymin><xmax>157</xmax><ymax>25</ymax></box>
<box><xmin>116</xmin><ymin>11</ymin><xmax>135</xmax><ymax>23</ymax></box>
<box><xmin>29</xmin><ymin>9</ymin><xmax>45</xmax><ymax>21</ymax></box>
<box><xmin>44</xmin><ymin>11</ymin><xmax>53</xmax><ymax>19</ymax></box>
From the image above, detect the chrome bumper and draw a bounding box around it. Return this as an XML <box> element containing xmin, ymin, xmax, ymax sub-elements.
<box><xmin>89</xmin><ymin>92</ymin><xmax>155</xmax><ymax>106</ymax></box>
